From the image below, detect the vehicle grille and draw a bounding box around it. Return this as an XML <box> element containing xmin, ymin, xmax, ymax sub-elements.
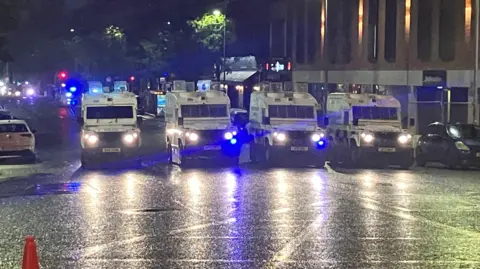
<box><xmin>373</xmin><ymin>132</ymin><xmax>399</xmax><ymax>147</ymax></box>
<box><xmin>286</xmin><ymin>131</ymin><xmax>310</xmax><ymax>146</ymax></box>
<box><xmin>98</xmin><ymin>132</ymin><xmax>124</xmax><ymax>147</ymax></box>
<box><xmin>195</xmin><ymin>130</ymin><xmax>225</xmax><ymax>145</ymax></box>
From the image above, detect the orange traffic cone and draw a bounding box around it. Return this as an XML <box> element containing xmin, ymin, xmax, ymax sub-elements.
<box><xmin>22</xmin><ymin>236</ymin><xmax>40</xmax><ymax>269</ymax></box>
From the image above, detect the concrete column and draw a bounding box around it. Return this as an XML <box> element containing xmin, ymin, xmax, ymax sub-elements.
<box><xmin>361</xmin><ymin>0</ymin><xmax>370</xmax><ymax>63</ymax></box>
<box><xmin>303</xmin><ymin>0</ymin><xmax>309</xmax><ymax>63</ymax></box>
<box><xmin>409</xmin><ymin>0</ymin><xmax>419</xmax><ymax>66</ymax></box>
<box><xmin>408</xmin><ymin>86</ymin><xmax>419</xmax><ymax>135</ymax></box>
<box><xmin>430</xmin><ymin>0</ymin><xmax>440</xmax><ymax>62</ymax></box>
<box><xmin>292</xmin><ymin>1</ymin><xmax>297</xmax><ymax>62</ymax></box>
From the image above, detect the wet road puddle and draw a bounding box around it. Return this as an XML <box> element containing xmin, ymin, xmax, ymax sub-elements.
<box><xmin>24</xmin><ymin>182</ymin><xmax>83</xmax><ymax>195</ymax></box>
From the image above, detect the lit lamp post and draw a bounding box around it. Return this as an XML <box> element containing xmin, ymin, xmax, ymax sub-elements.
<box><xmin>213</xmin><ymin>9</ymin><xmax>227</xmax><ymax>89</ymax></box>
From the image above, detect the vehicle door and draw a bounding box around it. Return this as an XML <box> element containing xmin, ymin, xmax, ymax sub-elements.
<box><xmin>424</xmin><ymin>125</ymin><xmax>449</xmax><ymax>162</ymax></box>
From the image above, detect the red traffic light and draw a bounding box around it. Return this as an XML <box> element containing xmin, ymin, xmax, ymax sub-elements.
<box><xmin>58</xmin><ymin>72</ymin><xmax>67</xmax><ymax>79</ymax></box>
<box><xmin>130</xmin><ymin>76</ymin><xmax>135</xmax><ymax>81</ymax></box>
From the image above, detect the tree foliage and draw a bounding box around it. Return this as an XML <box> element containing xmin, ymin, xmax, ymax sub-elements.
<box><xmin>188</xmin><ymin>13</ymin><xmax>235</xmax><ymax>52</ymax></box>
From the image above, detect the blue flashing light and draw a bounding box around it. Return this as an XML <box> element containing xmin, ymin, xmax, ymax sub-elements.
<box><xmin>71</xmin><ymin>100</ymin><xmax>77</xmax><ymax>106</ymax></box>
<box><xmin>65</xmin><ymin>92</ymin><xmax>72</xmax><ymax>97</ymax></box>
<box><xmin>318</xmin><ymin>140</ymin><xmax>324</xmax><ymax>146</ymax></box>
<box><xmin>69</xmin><ymin>86</ymin><xmax>77</xmax><ymax>92</ymax></box>
<box><xmin>92</xmin><ymin>88</ymin><xmax>99</xmax><ymax>93</ymax></box>
<box><xmin>230</xmin><ymin>138</ymin><xmax>237</xmax><ymax>145</ymax></box>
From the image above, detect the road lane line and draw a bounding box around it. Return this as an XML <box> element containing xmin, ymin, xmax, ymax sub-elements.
<box><xmin>168</xmin><ymin>217</ymin><xmax>236</xmax><ymax>235</ymax></box>
<box><xmin>173</xmin><ymin>199</ymin><xmax>205</xmax><ymax>217</ymax></box>
<box><xmin>75</xmin><ymin>235</ymin><xmax>149</xmax><ymax>258</ymax></box>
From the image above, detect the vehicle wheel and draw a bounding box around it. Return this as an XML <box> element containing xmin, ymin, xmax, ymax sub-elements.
<box><xmin>24</xmin><ymin>154</ymin><xmax>36</xmax><ymax>164</ymax></box>
<box><xmin>179</xmin><ymin>141</ymin><xmax>188</xmax><ymax>167</ymax></box>
<box><xmin>348</xmin><ymin>143</ymin><xmax>360</xmax><ymax>168</ymax></box>
<box><xmin>399</xmin><ymin>160</ymin><xmax>414</xmax><ymax>170</ymax></box>
<box><xmin>415</xmin><ymin>150</ymin><xmax>427</xmax><ymax>167</ymax></box>
<box><xmin>249</xmin><ymin>142</ymin><xmax>257</xmax><ymax>163</ymax></box>
<box><xmin>316</xmin><ymin>158</ymin><xmax>327</xmax><ymax>168</ymax></box>
<box><xmin>166</xmin><ymin>143</ymin><xmax>173</xmax><ymax>164</ymax></box>
<box><xmin>81</xmin><ymin>155</ymin><xmax>89</xmax><ymax>169</ymax></box>
<box><xmin>262</xmin><ymin>142</ymin><xmax>272</xmax><ymax>166</ymax></box>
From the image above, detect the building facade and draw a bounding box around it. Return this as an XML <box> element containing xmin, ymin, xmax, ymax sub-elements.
<box><xmin>270</xmin><ymin>0</ymin><xmax>480</xmax><ymax>134</ymax></box>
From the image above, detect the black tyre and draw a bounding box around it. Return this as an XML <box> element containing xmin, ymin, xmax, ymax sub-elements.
<box><xmin>249</xmin><ymin>143</ymin><xmax>257</xmax><ymax>163</ymax></box>
<box><xmin>166</xmin><ymin>143</ymin><xmax>173</xmax><ymax>164</ymax></box>
<box><xmin>415</xmin><ymin>149</ymin><xmax>427</xmax><ymax>167</ymax></box>
<box><xmin>178</xmin><ymin>141</ymin><xmax>188</xmax><ymax>167</ymax></box>
<box><xmin>348</xmin><ymin>143</ymin><xmax>360</xmax><ymax>168</ymax></box>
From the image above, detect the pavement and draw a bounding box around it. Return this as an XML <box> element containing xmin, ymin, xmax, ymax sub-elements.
<box><xmin>0</xmin><ymin>98</ymin><xmax>480</xmax><ymax>268</ymax></box>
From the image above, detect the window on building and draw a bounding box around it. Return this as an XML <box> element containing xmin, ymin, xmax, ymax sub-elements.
<box><xmin>384</xmin><ymin>0</ymin><xmax>397</xmax><ymax>62</ymax></box>
<box><xmin>367</xmin><ymin>0</ymin><xmax>379</xmax><ymax>63</ymax></box>
<box><xmin>295</xmin><ymin>0</ymin><xmax>306</xmax><ymax>64</ymax></box>
<box><xmin>286</xmin><ymin>0</ymin><xmax>294</xmax><ymax>58</ymax></box>
<box><xmin>417</xmin><ymin>0</ymin><xmax>433</xmax><ymax>61</ymax></box>
<box><xmin>339</xmin><ymin>0</ymin><xmax>354</xmax><ymax>64</ymax></box>
<box><xmin>307</xmin><ymin>0</ymin><xmax>320</xmax><ymax>63</ymax></box>
<box><xmin>439</xmin><ymin>0</ymin><xmax>456</xmax><ymax>61</ymax></box>
<box><xmin>326</xmin><ymin>0</ymin><xmax>338</xmax><ymax>64</ymax></box>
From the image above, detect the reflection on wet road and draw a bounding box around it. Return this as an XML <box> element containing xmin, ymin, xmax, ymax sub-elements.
<box><xmin>0</xmin><ymin>98</ymin><xmax>479</xmax><ymax>268</ymax></box>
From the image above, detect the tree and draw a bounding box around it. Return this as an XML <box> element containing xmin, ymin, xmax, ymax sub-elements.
<box><xmin>0</xmin><ymin>0</ymin><xmax>25</xmax><ymax>63</ymax></box>
<box><xmin>188</xmin><ymin>12</ymin><xmax>235</xmax><ymax>52</ymax></box>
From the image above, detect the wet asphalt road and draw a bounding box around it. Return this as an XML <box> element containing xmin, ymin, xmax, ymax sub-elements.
<box><xmin>0</xmin><ymin>98</ymin><xmax>480</xmax><ymax>268</ymax></box>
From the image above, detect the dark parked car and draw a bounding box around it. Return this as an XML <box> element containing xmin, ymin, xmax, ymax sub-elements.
<box><xmin>416</xmin><ymin>122</ymin><xmax>480</xmax><ymax>169</ymax></box>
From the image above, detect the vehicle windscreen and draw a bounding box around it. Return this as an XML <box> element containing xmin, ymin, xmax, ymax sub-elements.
<box><xmin>181</xmin><ymin>104</ymin><xmax>228</xmax><ymax>118</ymax></box>
<box><xmin>0</xmin><ymin>124</ymin><xmax>28</xmax><ymax>133</ymax></box>
<box><xmin>268</xmin><ymin>105</ymin><xmax>315</xmax><ymax>119</ymax></box>
<box><xmin>352</xmin><ymin>106</ymin><xmax>398</xmax><ymax>120</ymax></box>
<box><xmin>86</xmin><ymin>106</ymin><xmax>134</xmax><ymax>119</ymax></box>
<box><xmin>448</xmin><ymin>124</ymin><xmax>480</xmax><ymax>139</ymax></box>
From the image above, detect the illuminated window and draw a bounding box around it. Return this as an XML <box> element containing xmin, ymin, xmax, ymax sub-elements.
<box><xmin>466</xmin><ymin>0</ymin><xmax>472</xmax><ymax>42</ymax></box>
<box><xmin>359</xmin><ymin>0</ymin><xmax>364</xmax><ymax>46</ymax></box>
<box><xmin>405</xmin><ymin>0</ymin><xmax>411</xmax><ymax>41</ymax></box>
<box><xmin>321</xmin><ymin>0</ymin><xmax>326</xmax><ymax>54</ymax></box>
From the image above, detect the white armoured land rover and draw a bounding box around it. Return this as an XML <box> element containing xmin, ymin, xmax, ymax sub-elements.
<box><xmin>165</xmin><ymin>82</ymin><xmax>240</xmax><ymax>166</ymax></box>
<box><xmin>325</xmin><ymin>93</ymin><xmax>414</xmax><ymax>168</ymax></box>
<box><xmin>248</xmin><ymin>91</ymin><xmax>327</xmax><ymax>167</ymax></box>
<box><xmin>78</xmin><ymin>91</ymin><xmax>142</xmax><ymax>167</ymax></box>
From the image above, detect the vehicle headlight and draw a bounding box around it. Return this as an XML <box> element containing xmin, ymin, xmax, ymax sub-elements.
<box><xmin>26</xmin><ymin>88</ymin><xmax>35</xmax><ymax>96</ymax></box>
<box><xmin>361</xmin><ymin>132</ymin><xmax>374</xmax><ymax>143</ymax></box>
<box><xmin>186</xmin><ymin>132</ymin><xmax>199</xmax><ymax>141</ymax></box>
<box><xmin>84</xmin><ymin>133</ymin><xmax>99</xmax><ymax>144</ymax></box>
<box><xmin>397</xmin><ymin>133</ymin><xmax>412</xmax><ymax>144</ymax></box>
<box><xmin>273</xmin><ymin>132</ymin><xmax>287</xmax><ymax>141</ymax></box>
<box><xmin>455</xmin><ymin>141</ymin><xmax>470</xmax><ymax>151</ymax></box>
<box><xmin>224</xmin><ymin>132</ymin><xmax>233</xmax><ymax>140</ymax></box>
<box><xmin>15</xmin><ymin>91</ymin><xmax>21</xmax><ymax>96</ymax></box>
<box><xmin>123</xmin><ymin>133</ymin><xmax>138</xmax><ymax>144</ymax></box>
<box><xmin>311</xmin><ymin>132</ymin><xmax>325</xmax><ymax>142</ymax></box>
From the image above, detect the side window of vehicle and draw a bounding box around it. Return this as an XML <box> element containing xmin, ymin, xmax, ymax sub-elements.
<box><xmin>343</xmin><ymin>111</ymin><xmax>349</xmax><ymax>125</ymax></box>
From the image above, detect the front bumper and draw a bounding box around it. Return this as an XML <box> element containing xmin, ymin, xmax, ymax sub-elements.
<box><xmin>455</xmin><ymin>150</ymin><xmax>480</xmax><ymax>167</ymax></box>
<box><xmin>269</xmin><ymin>143</ymin><xmax>328</xmax><ymax>164</ymax></box>
<box><xmin>0</xmin><ymin>149</ymin><xmax>34</xmax><ymax>158</ymax></box>
<box><xmin>82</xmin><ymin>146</ymin><xmax>140</xmax><ymax>160</ymax></box>
<box><xmin>357</xmin><ymin>147</ymin><xmax>414</xmax><ymax>165</ymax></box>
<box><xmin>182</xmin><ymin>142</ymin><xmax>241</xmax><ymax>160</ymax></box>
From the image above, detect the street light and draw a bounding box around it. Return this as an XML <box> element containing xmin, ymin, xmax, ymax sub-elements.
<box><xmin>70</xmin><ymin>28</ymin><xmax>75</xmax><ymax>33</ymax></box>
<box><xmin>213</xmin><ymin>9</ymin><xmax>227</xmax><ymax>87</ymax></box>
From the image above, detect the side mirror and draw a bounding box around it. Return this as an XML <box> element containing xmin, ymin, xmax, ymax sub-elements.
<box><xmin>178</xmin><ymin>117</ymin><xmax>184</xmax><ymax>125</ymax></box>
<box><xmin>409</xmin><ymin>118</ymin><xmax>415</xmax><ymax>127</ymax></box>
<box><xmin>77</xmin><ymin>117</ymin><xmax>84</xmax><ymax>125</ymax></box>
<box><xmin>324</xmin><ymin>117</ymin><xmax>329</xmax><ymax>126</ymax></box>
<box><xmin>262</xmin><ymin>117</ymin><xmax>270</xmax><ymax>125</ymax></box>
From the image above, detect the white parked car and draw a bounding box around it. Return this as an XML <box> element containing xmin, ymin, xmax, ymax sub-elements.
<box><xmin>0</xmin><ymin>119</ymin><xmax>36</xmax><ymax>162</ymax></box>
